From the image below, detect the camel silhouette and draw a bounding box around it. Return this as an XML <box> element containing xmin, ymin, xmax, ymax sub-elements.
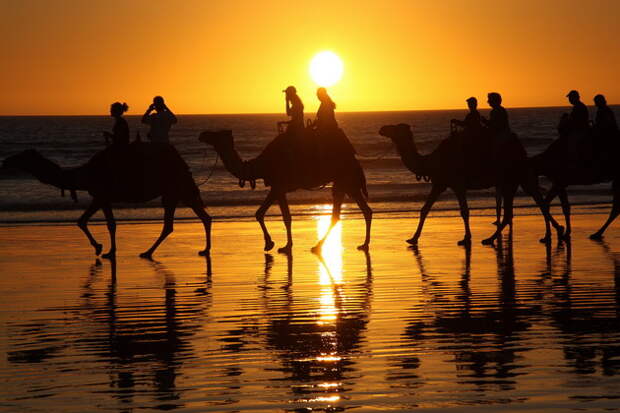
<box><xmin>198</xmin><ymin>129</ymin><xmax>371</xmax><ymax>253</ymax></box>
<box><xmin>531</xmin><ymin>137</ymin><xmax>620</xmax><ymax>240</ymax></box>
<box><xmin>379</xmin><ymin>123</ymin><xmax>562</xmax><ymax>245</ymax></box>
<box><xmin>2</xmin><ymin>145</ymin><xmax>212</xmax><ymax>259</ymax></box>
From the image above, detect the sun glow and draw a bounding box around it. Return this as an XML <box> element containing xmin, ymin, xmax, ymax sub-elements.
<box><xmin>309</xmin><ymin>51</ymin><xmax>344</xmax><ymax>87</ymax></box>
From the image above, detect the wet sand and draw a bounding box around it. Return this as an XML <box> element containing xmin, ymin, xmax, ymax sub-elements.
<box><xmin>1</xmin><ymin>212</ymin><xmax>620</xmax><ymax>412</ymax></box>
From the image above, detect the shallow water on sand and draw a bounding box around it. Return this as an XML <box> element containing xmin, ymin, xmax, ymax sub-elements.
<box><xmin>1</xmin><ymin>214</ymin><xmax>620</xmax><ymax>412</ymax></box>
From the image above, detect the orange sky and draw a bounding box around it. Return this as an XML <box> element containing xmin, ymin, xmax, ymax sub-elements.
<box><xmin>1</xmin><ymin>0</ymin><xmax>619</xmax><ymax>115</ymax></box>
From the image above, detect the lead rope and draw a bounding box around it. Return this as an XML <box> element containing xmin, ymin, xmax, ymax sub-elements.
<box><xmin>196</xmin><ymin>149</ymin><xmax>219</xmax><ymax>187</ymax></box>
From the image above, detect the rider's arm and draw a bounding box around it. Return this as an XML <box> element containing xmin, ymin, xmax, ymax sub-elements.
<box><xmin>142</xmin><ymin>105</ymin><xmax>154</xmax><ymax>124</ymax></box>
<box><xmin>165</xmin><ymin>105</ymin><xmax>178</xmax><ymax>124</ymax></box>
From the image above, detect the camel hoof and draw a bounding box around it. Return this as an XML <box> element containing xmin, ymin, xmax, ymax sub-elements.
<box><xmin>481</xmin><ymin>237</ymin><xmax>495</xmax><ymax>245</ymax></box>
<box><xmin>311</xmin><ymin>244</ymin><xmax>322</xmax><ymax>254</ymax></box>
<box><xmin>198</xmin><ymin>249</ymin><xmax>210</xmax><ymax>256</ymax></box>
<box><xmin>406</xmin><ymin>237</ymin><xmax>419</xmax><ymax>246</ymax></box>
<box><xmin>264</xmin><ymin>240</ymin><xmax>275</xmax><ymax>252</ymax></box>
<box><xmin>139</xmin><ymin>251</ymin><xmax>153</xmax><ymax>260</ymax></box>
<box><xmin>94</xmin><ymin>243</ymin><xmax>103</xmax><ymax>256</ymax></box>
<box><xmin>539</xmin><ymin>236</ymin><xmax>552</xmax><ymax>244</ymax></box>
<box><xmin>357</xmin><ymin>244</ymin><xmax>369</xmax><ymax>251</ymax></box>
<box><xmin>457</xmin><ymin>238</ymin><xmax>471</xmax><ymax>246</ymax></box>
<box><xmin>589</xmin><ymin>233</ymin><xmax>604</xmax><ymax>240</ymax></box>
<box><xmin>102</xmin><ymin>250</ymin><xmax>115</xmax><ymax>259</ymax></box>
<box><xmin>278</xmin><ymin>245</ymin><xmax>292</xmax><ymax>255</ymax></box>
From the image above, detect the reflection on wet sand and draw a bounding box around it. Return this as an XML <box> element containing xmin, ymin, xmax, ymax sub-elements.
<box><xmin>7</xmin><ymin>255</ymin><xmax>212</xmax><ymax>411</ymax></box>
<box><xmin>260</xmin><ymin>216</ymin><xmax>373</xmax><ymax>410</ymax></box>
<box><xmin>2</xmin><ymin>216</ymin><xmax>620</xmax><ymax>411</ymax></box>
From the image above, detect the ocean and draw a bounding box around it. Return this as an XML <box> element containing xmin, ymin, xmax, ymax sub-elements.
<box><xmin>0</xmin><ymin>108</ymin><xmax>615</xmax><ymax>224</ymax></box>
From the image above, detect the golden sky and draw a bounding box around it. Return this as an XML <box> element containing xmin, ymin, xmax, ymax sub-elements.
<box><xmin>1</xmin><ymin>0</ymin><xmax>619</xmax><ymax>115</ymax></box>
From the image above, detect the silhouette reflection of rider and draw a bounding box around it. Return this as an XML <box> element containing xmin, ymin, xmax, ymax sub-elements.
<box><xmin>103</xmin><ymin>102</ymin><xmax>130</xmax><ymax>146</ymax></box>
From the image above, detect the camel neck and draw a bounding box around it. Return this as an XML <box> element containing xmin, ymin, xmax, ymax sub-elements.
<box><xmin>214</xmin><ymin>144</ymin><xmax>262</xmax><ymax>181</ymax></box>
<box><xmin>395</xmin><ymin>137</ymin><xmax>425</xmax><ymax>176</ymax></box>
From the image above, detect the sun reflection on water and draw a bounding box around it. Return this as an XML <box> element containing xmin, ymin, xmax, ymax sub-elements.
<box><xmin>316</xmin><ymin>213</ymin><xmax>343</xmax><ymax>327</ymax></box>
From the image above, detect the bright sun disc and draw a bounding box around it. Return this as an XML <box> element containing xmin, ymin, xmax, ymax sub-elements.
<box><xmin>309</xmin><ymin>51</ymin><xmax>343</xmax><ymax>87</ymax></box>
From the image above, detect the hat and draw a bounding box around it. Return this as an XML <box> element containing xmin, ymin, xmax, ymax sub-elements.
<box><xmin>282</xmin><ymin>86</ymin><xmax>296</xmax><ymax>94</ymax></box>
<box><xmin>566</xmin><ymin>90</ymin><xmax>579</xmax><ymax>98</ymax></box>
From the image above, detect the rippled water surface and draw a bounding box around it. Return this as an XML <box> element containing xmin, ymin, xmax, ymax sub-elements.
<box><xmin>1</xmin><ymin>214</ymin><xmax>620</xmax><ymax>412</ymax></box>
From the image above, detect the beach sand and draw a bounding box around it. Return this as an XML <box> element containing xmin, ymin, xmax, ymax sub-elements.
<box><xmin>1</xmin><ymin>211</ymin><xmax>620</xmax><ymax>412</ymax></box>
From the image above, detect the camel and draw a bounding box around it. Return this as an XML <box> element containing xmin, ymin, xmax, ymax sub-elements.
<box><xmin>530</xmin><ymin>135</ymin><xmax>620</xmax><ymax>240</ymax></box>
<box><xmin>2</xmin><ymin>144</ymin><xmax>212</xmax><ymax>259</ymax></box>
<box><xmin>379</xmin><ymin>123</ymin><xmax>562</xmax><ymax>245</ymax></box>
<box><xmin>198</xmin><ymin>129</ymin><xmax>372</xmax><ymax>253</ymax></box>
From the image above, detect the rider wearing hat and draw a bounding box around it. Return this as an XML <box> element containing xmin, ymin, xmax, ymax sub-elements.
<box><xmin>566</xmin><ymin>90</ymin><xmax>590</xmax><ymax>133</ymax></box>
<box><xmin>278</xmin><ymin>86</ymin><xmax>305</xmax><ymax>134</ymax></box>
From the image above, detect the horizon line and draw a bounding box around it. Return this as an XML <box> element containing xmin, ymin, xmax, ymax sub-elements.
<box><xmin>1</xmin><ymin>103</ymin><xmax>615</xmax><ymax>117</ymax></box>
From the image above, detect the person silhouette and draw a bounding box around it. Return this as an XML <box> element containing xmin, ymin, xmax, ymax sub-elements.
<box><xmin>141</xmin><ymin>96</ymin><xmax>177</xmax><ymax>143</ymax></box>
<box><xmin>277</xmin><ymin>86</ymin><xmax>304</xmax><ymax>134</ymax></box>
<box><xmin>103</xmin><ymin>102</ymin><xmax>129</xmax><ymax>146</ymax></box>
<box><xmin>314</xmin><ymin>87</ymin><xmax>338</xmax><ymax>130</ymax></box>
<box><xmin>566</xmin><ymin>90</ymin><xmax>590</xmax><ymax>134</ymax></box>
<box><xmin>481</xmin><ymin>93</ymin><xmax>512</xmax><ymax>225</ymax></box>
<box><xmin>482</xmin><ymin>92</ymin><xmax>511</xmax><ymax>140</ymax></box>
<box><xmin>593</xmin><ymin>94</ymin><xmax>618</xmax><ymax>137</ymax></box>
<box><xmin>451</xmin><ymin>97</ymin><xmax>482</xmax><ymax>135</ymax></box>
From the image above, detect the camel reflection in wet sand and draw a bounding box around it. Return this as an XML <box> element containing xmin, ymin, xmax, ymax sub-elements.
<box><xmin>5</xmin><ymin>256</ymin><xmax>213</xmax><ymax>411</ymax></box>
<box><xmin>260</xmin><ymin>215</ymin><xmax>373</xmax><ymax>410</ymax></box>
<box><xmin>81</xmin><ymin>257</ymin><xmax>212</xmax><ymax>409</ymax></box>
<box><xmin>392</xmin><ymin>235</ymin><xmax>620</xmax><ymax>405</ymax></box>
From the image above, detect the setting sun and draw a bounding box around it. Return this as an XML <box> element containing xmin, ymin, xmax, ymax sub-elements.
<box><xmin>309</xmin><ymin>51</ymin><xmax>344</xmax><ymax>87</ymax></box>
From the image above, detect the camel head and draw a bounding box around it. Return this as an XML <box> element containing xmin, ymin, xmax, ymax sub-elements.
<box><xmin>2</xmin><ymin>149</ymin><xmax>48</xmax><ymax>171</ymax></box>
<box><xmin>199</xmin><ymin>130</ymin><xmax>234</xmax><ymax>150</ymax></box>
<box><xmin>378</xmin><ymin>123</ymin><xmax>414</xmax><ymax>144</ymax></box>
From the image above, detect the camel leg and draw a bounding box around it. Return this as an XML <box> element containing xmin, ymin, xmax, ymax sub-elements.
<box><xmin>256</xmin><ymin>190</ymin><xmax>277</xmax><ymax>251</ymax></box>
<box><xmin>353</xmin><ymin>188</ymin><xmax>372</xmax><ymax>251</ymax></box>
<box><xmin>482</xmin><ymin>185</ymin><xmax>516</xmax><ymax>245</ymax></box>
<box><xmin>101</xmin><ymin>204</ymin><xmax>117</xmax><ymax>259</ymax></box>
<box><xmin>454</xmin><ymin>188</ymin><xmax>472</xmax><ymax>246</ymax></box>
<box><xmin>277</xmin><ymin>193</ymin><xmax>293</xmax><ymax>254</ymax></box>
<box><xmin>543</xmin><ymin>184</ymin><xmax>566</xmax><ymax>239</ymax></box>
<box><xmin>312</xmin><ymin>188</ymin><xmax>345</xmax><ymax>254</ymax></box>
<box><xmin>187</xmin><ymin>196</ymin><xmax>212</xmax><ymax>256</ymax></box>
<box><xmin>407</xmin><ymin>184</ymin><xmax>445</xmax><ymax>245</ymax></box>
<box><xmin>520</xmin><ymin>178</ymin><xmax>556</xmax><ymax>244</ymax></box>
<box><xmin>77</xmin><ymin>200</ymin><xmax>103</xmax><ymax>256</ymax></box>
<box><xmin>591</xmin><ymin>180</ymin><xmax>620</xmax><ymax>240</ymax></box>
<box><xmin>494</xmin><ymin>187</ymin><xmax>502</xmax><ymax>225</ymax></box>
<box><xmin>558</xmin><ymin>187</ymin><xmax>572</xmax><ymax>239</ymax></box>
<box><xmin>140</xmin><ymin>202</ymin><xmax>177</xmax><ymax>260</ymax></box>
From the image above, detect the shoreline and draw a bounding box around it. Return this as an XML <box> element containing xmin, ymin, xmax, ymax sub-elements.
<box><xmin>0</xmin><ymin>200</ymin><xmax>615</xmax><ymax>227</ymax></box>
